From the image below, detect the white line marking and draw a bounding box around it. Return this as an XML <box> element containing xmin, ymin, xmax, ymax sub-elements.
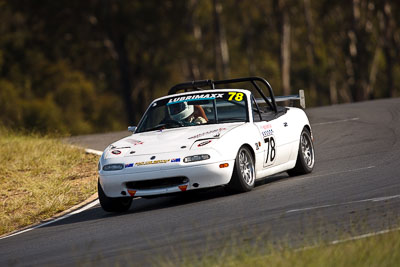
<box><xmin>295</xmin><ymin>227</ymin><xmax>400</xmax><ymax>252</ymax></box>
<box><xmin>0</xmin><ymin>200</ymin><xmax>99</xmax><ymax>240</ymax></box>
<box><xmin>330</xmin><ymin>227</ymin><xmax>400</xmax><ymax>245</ymax></box>
<box><xmin>85</xmin><ymin>148</ymin><xmax>103</xmax><ymax>156</ymax></box>
<box><xmin>286</xmin><ymin>193</ymin><xmax>400</xmax><ymax>214</ymax></box>
<box><xmin>313</xmin><ymin>117</ymin><xmax>359</xmax><ymax>126</ymax></box>
<box><xmin>295</xmin><ymin>166</ymin><xmax>375</xmax><ymax>182</ymax></box>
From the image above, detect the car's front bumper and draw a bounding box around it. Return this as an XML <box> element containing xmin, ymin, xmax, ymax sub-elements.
<box><xmin>99</xmin><ymin>160</ymin><xmax>235</xmax><ymax>198</ymax></box>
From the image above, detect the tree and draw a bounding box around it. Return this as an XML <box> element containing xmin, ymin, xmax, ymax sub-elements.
<box><xmin>274</xmin><ymin>0</ymin><xmax>291</xmax><ymax>96</ymax></box>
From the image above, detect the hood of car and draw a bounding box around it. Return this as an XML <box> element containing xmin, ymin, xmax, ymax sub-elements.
<box><xmin>104</xmin><ymin>123</ymin><xmax>243</xmax><ymax>159</ymax></box>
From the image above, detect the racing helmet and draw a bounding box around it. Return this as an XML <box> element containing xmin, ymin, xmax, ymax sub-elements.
<box><xmin>168</xmin><ymin>102</ymin><xmax>194</xmax><ymax>120</ymax></box>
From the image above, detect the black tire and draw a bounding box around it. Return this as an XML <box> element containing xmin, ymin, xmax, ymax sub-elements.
<box><xmin>287</xmin><ymin>128</ymin><xmax>315</xmax><ymax>176</ymax></box>
<box><xmin>226</xmin><ymin>146</ymin><xmax>255</xmax><ymax>193</ymax></box>
<box><xmin>98</xmin><ymin>181</ymin><xmax>132</xmax><ymax>212</ymax></box>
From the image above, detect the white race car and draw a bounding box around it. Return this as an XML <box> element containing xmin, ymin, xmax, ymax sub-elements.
<box><xmin>98</xmin><ymin>77</ymin><xmax>315</xmax><ymax>212</ymax></box>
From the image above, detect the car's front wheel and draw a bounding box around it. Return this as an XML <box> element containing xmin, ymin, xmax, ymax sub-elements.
<box><xmin>227</xmin><ymin>146</ymin><xmax>255</xmax><ymax>193</ymax></box>
<box><xmin>287</xmin><ymin>127</ymin><xmax>315</xmax><ymax>176</ymax></box>
<box><xmin>98</xmin><ymin>181</ymin><xmax>132</xmax><ymax>212</ymax></box>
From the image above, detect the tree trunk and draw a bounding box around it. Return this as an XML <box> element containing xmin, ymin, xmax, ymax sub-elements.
<box><xmin>113</xmin><ymin>35</ymin><xmax>135</xmax><ymax>124</ymax></box>
<box><xmin>273</xmin><ymin>0</ymin><xmax>291</xmax><ymax>95</ymax></box>
<box><xmin>186</xmin><ymin>0</ymin><xmax>202</xmax><ymax>80</ymax></box>
<box><xmin>367</xmin><ymin>45</ymin><xmax>380</xmax><ymax>99</ymax></box>
<box><xmin>328</xmin><ymin>59</ymin><xmax>338</xmax><ymax>105</ymax></box>
<box><xmin>279</xmin><ymin>0</ymin><xmax>291</xmax><ymax>95</ymax></box>
<box><xmin>212</xmin><ymin>0</ymin><xmax>230</xmax><ymax>79</ymax></box>
<box><xmin>381</xmin><ymin>0</ymin><xmax>397</xmax><ymax>98</ymax></box>
<box><xmin>348</xmin><ymin>0</ymin><xmax>370</xmax><ymax>101</ymax></box>
<box><xmin>101</xmin><ymin>0</ymin><xmax>135</xmax><ymax>124</ymax></box>
<box><xmin>329</xmin><ymin>72</ymin><xmax>338</xmax><ymax>105</ymax></box>
<box><xmin>303</xmin><ymin>0</ymin><xmax>317</xmax><ymax>103</ymax></box>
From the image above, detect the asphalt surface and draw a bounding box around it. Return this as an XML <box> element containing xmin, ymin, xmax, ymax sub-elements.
<box><xmin>1</xmin><ymin>98</ymin><xmax>400</xmax><ymax>266</ymax></box>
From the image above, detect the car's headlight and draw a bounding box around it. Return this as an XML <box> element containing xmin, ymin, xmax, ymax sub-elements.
<box><xmin>183</xmin><ymin>154</ymin><xmax>210</xmax><ymax>163</ymax></box>
<box><xmin>103</xmin><ymin>164</ymin><xmax>124</xmax><ymax>171</ymax></box>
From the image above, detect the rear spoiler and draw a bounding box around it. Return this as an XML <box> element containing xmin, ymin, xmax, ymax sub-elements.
<box><xmin>256</xmin><ymin>90</ymin><xmax>306</xmax><ymax>109</ymax></box>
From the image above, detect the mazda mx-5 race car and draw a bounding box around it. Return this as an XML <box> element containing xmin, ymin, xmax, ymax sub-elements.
<box><xmin>98</xmin><ymin>77</ymin><xmax>315</xmax><ymax>212</ymax></box>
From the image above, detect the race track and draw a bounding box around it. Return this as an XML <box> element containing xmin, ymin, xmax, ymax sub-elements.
<box><xmin>1</xmin><ymin>98</ymin><xmax>400</xmax><ymax>266</ymax></box>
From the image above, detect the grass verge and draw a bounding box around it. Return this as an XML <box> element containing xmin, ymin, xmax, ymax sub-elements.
<box><xmin>0</xmin><ymin>128</ymin><xmax>99</xmax><ymax>236</ymax></box>
<box><xmin>160</xmin><ymin>229</ymin><xmax>400</xmax><ymax>267</ymax></box>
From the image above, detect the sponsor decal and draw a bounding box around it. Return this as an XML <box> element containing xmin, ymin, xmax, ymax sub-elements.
<box><xmin>262</xmin><ymin>129</ymin><xmax>274</xmax><ymax>137</ymax></box>
<box><xmin>171</xmin><ymin>158</ymin><xmax>181</xmax><ymax>163</ymax></box>
<box><xmin>260</xmin><ymin>124</ymin><xmax>272</xmax><ymax>130</ymax></box>
<box><xmin>227</xmin><ymin>92</ymin><xmax>244</xmax><ymax>101</ymax></box>
<box><xmin>110</xmin><ymin>145</ymin><xmax>131</xmax><ymax>149</ymax></box>
<box><xmin>135</xmin><ymin>159</ymin><xmax>171</xmax><ymax>166</ymax></box>
<box><xmin>167</xmin><ymin>93</ymin><xmax>224</xmax><ymax>105</ymax></box>
<box><xmin>264</xmin><ymin>136</ymin><xmax>276</xmax><ymax>166</ymax></box>
<box><xmin>125</xmin><ymin>163</ymin><xmax>134</xmax><ymax>168</ymax></box>
<box><xmin>198</xmin><ymin>140</ymin><xmax>212</xmax><ymax>147</ymax></box>
<box><xmin>111</xmin><ymin>150</ymin><xmax>121</xmax><ymax>155</ymax></box>
<box><xmin>125</xmin><ymin>139</ymin><xmax>143</xmax><ymax>145</ymax></box>
<box><xmin>188</xmin><ymin>128</ymin><xmax>227</xmax><ymax>139</ymax></box>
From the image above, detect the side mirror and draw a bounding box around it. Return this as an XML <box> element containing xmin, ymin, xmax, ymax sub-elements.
<box><xmin>128</xmin><ymin>126</ymin><xmax>137</xmax><ymax>133</ymax></box>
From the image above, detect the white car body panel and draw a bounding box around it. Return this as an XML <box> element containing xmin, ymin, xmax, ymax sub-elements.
<box><xmin>98</xmin><ymin>88</ymin><xmax>312</xmax><ymax>198</ymax></box>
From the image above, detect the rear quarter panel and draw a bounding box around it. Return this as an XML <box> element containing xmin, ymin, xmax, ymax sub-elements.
<box><xmin>285</xmin><ymin>107</ymin><xmax>312</xmax><ymax>162</ymax></box>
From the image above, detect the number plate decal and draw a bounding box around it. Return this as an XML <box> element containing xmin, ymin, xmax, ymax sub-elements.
<box><xmin>264</xmin><ymin>136</ymin><xmax>276</xmax><ymax>167</ymax></box>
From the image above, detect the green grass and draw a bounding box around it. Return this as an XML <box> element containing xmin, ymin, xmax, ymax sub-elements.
<box><xmin>0</xmin><ymin>128</ymin><xmax>99</xmax><ymax>236</ymax></box>
<box><xmin>159</xmin><ymin>229</ymin><xmax>400</xmax><ymax>267</ymax></box>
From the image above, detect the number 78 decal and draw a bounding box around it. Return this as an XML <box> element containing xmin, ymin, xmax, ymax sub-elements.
<box><xmin>264</xmin><ymin>136</ymin><xmax>276</xmax><ymax>166</ymax></box>
<box><xmin>228</xmin><ymin>92</ymin><xmax>244</xmax><ymax>101</ymax></box>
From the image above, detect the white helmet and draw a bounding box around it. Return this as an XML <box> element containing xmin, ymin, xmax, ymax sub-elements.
<box><xmin>168</xmin><ymin>102</ymin><xmax>194</xmax><ymax>120</ymax></box>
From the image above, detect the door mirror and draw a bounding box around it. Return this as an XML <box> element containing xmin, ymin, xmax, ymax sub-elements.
<box><xmin>128</xmin><ymin>126</ymin><xmax>137</xmax><ymax>133</ymax></box>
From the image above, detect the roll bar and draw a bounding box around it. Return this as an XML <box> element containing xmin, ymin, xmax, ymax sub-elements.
<box><xmin>168</xmin><ymin>77</ymin><xmax>278</xmax><ymax>113</ymax></box>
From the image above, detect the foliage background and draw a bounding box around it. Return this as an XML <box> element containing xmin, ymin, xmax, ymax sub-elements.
<box><xmin>0</xmin><ymin>0</ymin><xmax>399</xmax><ymax>135</ymax></box>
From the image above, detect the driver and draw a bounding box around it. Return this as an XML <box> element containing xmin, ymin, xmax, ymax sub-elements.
<box><xmin>168</xmin><ymin>102</ymin><xmax>207</xmax><ymax>124</ymax></box>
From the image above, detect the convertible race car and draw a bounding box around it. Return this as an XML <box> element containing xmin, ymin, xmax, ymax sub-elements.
<box><xmin>98</xmin><ymin>77</ymin><xmax>315</xmax><ymax>212</ymax></box>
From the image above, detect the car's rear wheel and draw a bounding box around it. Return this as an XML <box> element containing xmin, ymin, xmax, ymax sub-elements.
<box><xmin>287</xmin><ymin>127</ymin><xmax>315</xmax><ymax>176</ymax></box>
<box><xmin>98</xmin><ymin>181</ymin><xmax>132</xmax><ymax>212</ymax></box>
<box><xmin>227</xmin><ymin>146</ymin><xmax>255</xmax><ymax>192</ymax></box>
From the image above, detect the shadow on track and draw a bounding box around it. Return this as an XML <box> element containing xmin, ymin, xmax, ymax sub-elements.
<box><xmin>42</xmin><ymin>173</ymin><xmax>290</xmax><ymax>229</ymax></box>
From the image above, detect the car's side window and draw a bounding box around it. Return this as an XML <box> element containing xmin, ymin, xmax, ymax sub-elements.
<box><xmin>216</xmin><ymin>98</ymin><xmax>248</xmax><ymax>123</ymax></box>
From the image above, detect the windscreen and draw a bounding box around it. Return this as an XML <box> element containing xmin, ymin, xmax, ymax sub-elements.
<box><xmin>136</xmin><ymin>91</ymin><xmax>248</xmax><ymax>133</ymax></box>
